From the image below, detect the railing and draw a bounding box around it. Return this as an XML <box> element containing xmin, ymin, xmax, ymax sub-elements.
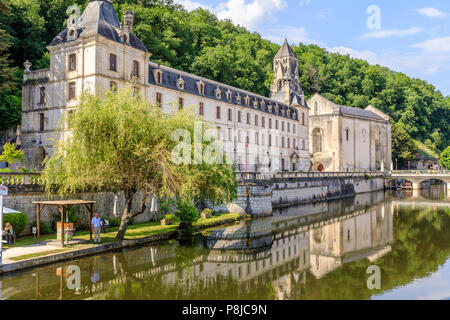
<box><xmin>237</xmin><ymin>171</ymin><xmax>385</xmax><ymax>181</ymax></box>
<box><xmin>23</xmin><ymin>68</ymin><xmax>50</xmax><ymax>83</ymax></box>
<box><xmin>388</xmin><ymin>170</ymin><xmax>450</xmax><ymax>176</ymax></box>
<box><xmin>0</xmin><ymin>172</ymin><xmax>43</xmax><ymax>185</ymax></box>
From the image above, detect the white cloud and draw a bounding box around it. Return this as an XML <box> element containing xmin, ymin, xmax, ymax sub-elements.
<box><xmin>417</xmin><ymin>7</ymin><xmax>448</xmax><ymax>18</ymax></box>
<box><xmin>328</xmin><ymin>46</ymin><xmax>379</xmax><ymax>64</ymax></box>
<box><xmin>173</xmin><ymin>0</ymin><xmax>213</xmax><ymax>11</ymax></box>
<box><xmin>264</xmin><ymin>26</ymin><xmax>321</xmax><ymax>46</ymax></box>
<box><xmin>299</xmin><ymin>0</ymin><xmax>311</xmax><ymax>6</ymax></box>
<box><xmin>216</xmin><ymin>0</ymin><xmax>287</xmax><ymax>30</ymax></box>
<box><xmin>412</xmin><ymin>37</ymin><xmax>450</xmax><ymax>53</ymax></box>
<box><xmin>362</xmin><ymin>27</ymin><xmax>422</xmax><ymax>39</ymax></box>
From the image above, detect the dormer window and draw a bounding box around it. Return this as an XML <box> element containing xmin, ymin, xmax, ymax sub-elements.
<box><xmin>196</xmin><ymin>80</ymin><xmax>205</xmax><ymax>95</ymax></box>
<box><xmin>253</xmin><ymin>99</ymin><xmax>258</xmax><ymax>109</ymax></box>
<box><xmin>177</xmin><ymin>76</ymin><xmax>184</xmax><ymax>90</ymax></box>
<box><xmin>236</xmin><ymin>93</ymin><xmax>241</xmax><ymax>104</ymax></box>
<box><xmin>227</xmin><ymin>89</ymin><xmax>232</xmax><ymax>101</ymax></box>
<box><xmin>245</xmin><ymin>95</ymin><xmax>250</xmax><ymax>106</ymax></box>
<box><xmin>261</xmin><ymin>100</ymin><xmax>266</xmax><ymax>110</ymax></box>
<box><xmin>153</xmin><ymin>69</ymin><xmax>163</xmax><ymax>84</ymax></box>
<box><xmin>215</xmin><ymin>87</ymin><xmax>221</xmax><ymax>99</ymax></box>
<box><xmin>268</xmin><ymin>104</ymin><xmax>272</xmax><ymax>112</ymax></box>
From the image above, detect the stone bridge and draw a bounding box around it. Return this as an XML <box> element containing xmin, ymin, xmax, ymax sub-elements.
<box><xmin>386</xmin><ymin>170</ymin><xmax>450</xmax><ymax>190</ymax></box>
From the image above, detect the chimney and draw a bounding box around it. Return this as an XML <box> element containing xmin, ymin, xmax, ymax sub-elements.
<box><xmin>124</xmin><ymin>10</ymin><xmax>134</xmax><ymax>33</ymax></box>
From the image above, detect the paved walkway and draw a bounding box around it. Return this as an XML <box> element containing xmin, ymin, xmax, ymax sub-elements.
<box><xmin>2</xmin><ymin>239</ymin><xmax>88</xmax><ymax>264</ymax></box>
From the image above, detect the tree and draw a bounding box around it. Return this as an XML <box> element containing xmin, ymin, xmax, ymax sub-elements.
<box><xmin>0</xmin><ymin>0</ymin><xmax>17</xmax><ymax>93</ymax></box>
<box><xmin>439</xmin><ymin>147</ymin><xmax>450</xmax><ymax>170</ymax></box>
<box><xmin>0</xmin><ymin>142</ymin><xmax>24</xmax><ymax>167</ymax></box>
<box><xmin>391</xmin><ymin>123</ymin><xmax>418</xmax><ymax>168</ymax></box>
<box><xmin>42</xmin><ymin>88</ymin><xmax>237</xmax><ymax>240</ymax></box>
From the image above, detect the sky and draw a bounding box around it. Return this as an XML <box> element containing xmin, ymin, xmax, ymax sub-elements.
<box><xmin>173</xmin><ymin>0</ymin><xmax>450</xmax><ymax>96</ymax></box>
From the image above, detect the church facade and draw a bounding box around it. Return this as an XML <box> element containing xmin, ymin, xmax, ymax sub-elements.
<box><xmin>308</xmin><ymin>93</ymin><xmax>392</xmax><ymax>172</ymax></box>
<box><xmin>20</xmin><ymin>0</ymin><xmax>310</xmax><ymax>172</ymax></box>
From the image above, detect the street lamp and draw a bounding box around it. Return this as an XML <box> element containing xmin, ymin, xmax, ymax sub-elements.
<box><xmin>395</xmin><ymin>158</ymin><xmax>398</xmax><ymax>171</ymax></box>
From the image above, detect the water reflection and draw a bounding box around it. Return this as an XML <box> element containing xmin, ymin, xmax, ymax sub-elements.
<box><xmin>1</xmin><ymin>187</ymin><xmax>449</xmax><ymax>300</ymax></box>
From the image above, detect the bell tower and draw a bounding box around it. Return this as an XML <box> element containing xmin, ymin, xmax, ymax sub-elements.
<box><xmin>270</xmin><ymin>39</ymin><xmax>304</xmax><ymax>106</ymax></box>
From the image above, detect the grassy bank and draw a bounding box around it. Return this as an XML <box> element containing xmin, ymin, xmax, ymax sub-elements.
<box><xmin>6</xmin><ymin>212</ymin><xmax>242</xmax><ymax>249</ymax></box>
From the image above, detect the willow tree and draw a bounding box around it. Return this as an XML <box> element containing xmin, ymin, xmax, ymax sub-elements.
<box><xmin>42</xmin><ymin>88</ymin><xmax>237</xmax><ymax>240</ymax></box>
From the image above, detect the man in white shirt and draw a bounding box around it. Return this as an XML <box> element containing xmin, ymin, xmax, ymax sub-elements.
<box><xmin>91</xmin><ymin>212</ymin><xmax>102</xmax><ymax>243</ymax></box>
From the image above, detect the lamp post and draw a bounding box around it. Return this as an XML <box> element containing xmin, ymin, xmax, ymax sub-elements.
<box><xmin>395</xmin><ymin>158</ymin><xmax>398</xmax><ymax>171</ymax></box>
<box><xmin>0</xmin><ymin>185</ymin><xmax>8</xmax><ymax>265</ymax></box>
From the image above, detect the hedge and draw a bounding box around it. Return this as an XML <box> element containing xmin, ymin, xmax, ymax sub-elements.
<box><xmin>3</xmin><ymin>212</ymin><xmax>28</xmax><ymax>236</ymax></box>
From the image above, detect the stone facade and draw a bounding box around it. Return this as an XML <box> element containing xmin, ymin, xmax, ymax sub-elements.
<box><xmin>308</xmin><ymin>93</ymin><xmax>392</xmax><ymax>172</ymax></box>
<box><xmin>19</xmin><ymin>0</ymin><xmax>310</xmax><ymax>172</ymax></box>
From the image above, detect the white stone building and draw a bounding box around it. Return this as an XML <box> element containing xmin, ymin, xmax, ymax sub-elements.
<box><xmin>19</xmin><ymin>0</ymin><xmax>310</xmax><ymax>172</ymax></box>
<box><xmin>308</xmin><ymin>93</ymin><xmax>392</xmax><ymax>172</ymax></box>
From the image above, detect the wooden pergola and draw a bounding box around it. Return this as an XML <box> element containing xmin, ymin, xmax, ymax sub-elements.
<box><xmin>32</xmin><ymin>200</ymin><xmax>96</xmax><ymax>247</ymax></box>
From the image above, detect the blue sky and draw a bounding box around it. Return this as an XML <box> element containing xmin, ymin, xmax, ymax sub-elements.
<box><xmin>175</xmin><ymin>0</ymin><xmax>450</xmax><ymax>96</ymax></box>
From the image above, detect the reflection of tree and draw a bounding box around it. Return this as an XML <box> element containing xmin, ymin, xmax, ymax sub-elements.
<box><xmin>299</xmin><ymin>207</ymin><xmax>450</xmax><ymax>299</ymax></box>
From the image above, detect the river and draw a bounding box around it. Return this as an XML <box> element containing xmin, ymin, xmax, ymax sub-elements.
<box><xmin>1</xmin><ymin>187</ymin><xmax>449</xmax><ymax>300</ymax></box>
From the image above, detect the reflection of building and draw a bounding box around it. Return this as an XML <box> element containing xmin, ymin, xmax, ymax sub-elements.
<box><xmin>308</xmin><ymin>94</ymin><xmax>392</xmax><ymax>172</ymax></box>
<box><xmin>309</xmin><ymin>204</ymin><xmax>393</xmax><ymax>278</ymax></box>
<box><xmin>20</xmin><ymin>0</ymin><xmax>309</xmax><ymax>171</ymax></box>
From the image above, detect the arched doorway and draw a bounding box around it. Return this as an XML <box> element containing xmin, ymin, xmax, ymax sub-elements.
<box><xmin>34</xmin><ymin>146</ymin><xmax>46</xmax><ymax>171</ymax></box>
<box><xmin>312</xmin><ymin>162</ymin><xmax>324</xmax><ymax>172</ymax></box>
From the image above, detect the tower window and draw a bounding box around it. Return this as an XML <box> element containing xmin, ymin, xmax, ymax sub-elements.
<box><xmin>69</xmin><ymin>54</ymin><xmax>77</xmax><ymax>71</ymax></box>
<box><xmin>156</xmin><ymin>92</ymin><xmax>162</xmax><ymax>106</ymax></box>
<box><xmin>132</xmin><ymin>60</ymin><xmax>139</xmax><ymax>77</ymax></box>
<box><xmin>39</xmin><ymin>87</ymin><xmax>46</xmax><ymax>105</ymax></box>
<box><xmin>39</xmin><ymin>113</ymin><xmax>45</xmax><ymax>132</ymax></box>
<box><xmin>68</xmin><ymin>82</ymin><xmax>76</xmax><ymax>100</ymax></box>
<box><xmin>199</xmin><ymin>102</ymin><xmax>204</xmax><ymax>116</ymax></box>
<box><xmin>110</xmin><ymin>54</ymin><xmax>117</xmax><ymax>71</ymax></box>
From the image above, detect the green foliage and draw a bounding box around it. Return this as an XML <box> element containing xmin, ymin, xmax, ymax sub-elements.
<box><xmin>174</xmin><ymin>200</ymin><xmax>199</xmax><ymax>239</ymax></box>
<box><xmin>392</xmin><ymin>123</ymin><xmax>418</xmax><ymax>168</ymax></box>
<box><xmin>33</xmin><ymin>221</ymin><xmax>52</xmax><ymax>235</ymax></box>
<box><xmin>201</xmin><ymin>208</ymin><xmax>213</xmax><ymax>216</ymax></box>
<box><xmin>3</xmin><ymin>211</ymin><xmax>28</xmax><ymax>236</ymax></box>
<box><xmin>164</xmin><ymin>214</ymin><xmax>175</xmax><ymax>220</ymax></box>
<box><xmin>439</xmin><ymin>147</ymin><xmax>450</xmax><ymax>170</ymax></box>
<box><xmin>0</xmin><ymin>142</ymin><xmax>24</xmax><ymax>166</ymax></box>
<box><xmin>105</xmin><ymin>217</ymin><xmax>121</xmax><ymax>227</ymax></box>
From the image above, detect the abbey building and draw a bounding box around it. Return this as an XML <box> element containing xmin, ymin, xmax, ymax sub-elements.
<box><xmin>19</xmin><ymin>0</ymin><xmax>390</xmax><ymax>173</ymax></box>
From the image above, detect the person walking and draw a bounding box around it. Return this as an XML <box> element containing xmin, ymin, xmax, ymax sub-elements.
<box><xmin>91</xmin><ymin>213</ymin><xmax>102</xmax><ymax>243</ymax></box>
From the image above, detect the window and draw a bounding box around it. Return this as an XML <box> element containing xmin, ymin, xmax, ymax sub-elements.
<box><xmin>314</xmin><ymin>101</ymin><xmax>319</xmax><ymax>114</ymax></box>
<box><xmin>293</xmin><ymin>124</ymin><xmax>296</xmax><ymax>134</ymax></box>
<box><xmin>282</xmin><ymin>137</ymin><xmax>285</xmax><ymax>148</ymax></box>
<box><xmin>110</xmin><ymin>54</ymin><xmax>117</xmax><ymax>71</ymax></box>
<box><xmin>238</xmin><ymin>111</ymin><xmax>242</xmax><ymax>123</ymax></box>
<box><xmin>282</xmin><ymin>121</ymin><xmax>285</xmax><ymax>132</ymax></box>
<box><xmin>313</xmin><ymin>128</ymin><xmax>323</xmax><ymax>153</ymax></box>
<box><xmin>247</xmin><ymin>113</ymin><xmax>250</xmax><ymax>124</ymax></box>
<box><xmin>262</xmin><ymin>117</ymin><xmax>265</xmax><ymax>128</ymax></box>
<box><xmin>228</xmin><ymin>109</ymin><xmax>232</xmax><ymax>121</ymax></box>
<box><xmin>68</xmin><ymin>82</ymin><xmax>76</xmax><ymax>100</ymax></box>
<box><xmin>216</xmin><ymin>106</ymin><xmax>221</xmax><ymax>119</ymax></box>
<box><xmin>110</xmin><ymin>81</ymin><xmax>117</xmax><ymax>91</ymax></box>
<box><xmin>156</xmin><ymin>92</ymin><xmax>162</xmax><ymax>106</ymax></box>
<box><xmin>132</xmin><ymin>60</ymin><xmax>139</xmax><ymax>77</ymax></box>
<box><xmin>227</xmin><ymin>90</ymin><xmax>232</xmax><ymax>101</ymax></box>
<box><xmin>255</xmin><ymin>132</ymin><xmax>259</xmax><ymax>145</ymax></box>
<box><xmin>39</xmin><ymin>87</ymin><xmax>46</xmax><ymax>104</ymax></box>
<box><xmin>199</xmin><ymin>102</ymin><xmax>204</xmax><ymax>116</ymax></box>
<box><xmin>346</xmin><ymin>128</ymin><xmax>350</xmax><ymax>141</ymax></box>
<box><xmin>288</xmin><ymin>138</ymin><xmax>290</xmax><ymax>148</ymax></box>
<box><xmin>276</xmin><ymin>120</ymin><xmax>279</xmax><ymax>130</ymax></box>
<box><xmin>39</xmin><ymin>113</ymin><xmax>45</xmax><ymax>132</ymax></box>
<box><xmin>287</xmin><ymin>123</ymin><xmax>290</xmax><ymax>133</ymax></box>
<box><xmin>302</xmin><ymin>112</ymin><xmax>305</xmax><ymax>125</ymax></box>
<box><xmin>69</xmin><ymin>54</ymin><xmax>76</xmax><ymax>71</ymax></box>
<box><xmin>269</xmin><ymin>135</ymin><xmax>272</xmax><ymax>146</ymax></box>
<box><xmin>293</xmin><ymin>139</ymin><xmax>296</xmax><ymax>148</ymax></box>
<box><xmin>178</xmin><ymin>97</ymin><xmax>183</xmax><ymax>109</ymax></box>
<box><xmin>156</xmin><ymin>71</ymin><xmax>162</xmax><ymax>84</ymax></box>
<box><xmin>228</xmin><ymin>128</ymin><xmax>232</xmax><ymax>141</ymax></box>
<box><xmin>255</xmin><ymin>115</ymin><xmax>258</xmax><ymax>126</ymax></box>
<box><xmin>269</xmin><ymin>118</ymin><xmax>272</xmax><ymax>129</ymax></box>
<box><xmin>302</xmin><ymin>139</ymin><xmax>306</xmax><ymax>150</ymax></box>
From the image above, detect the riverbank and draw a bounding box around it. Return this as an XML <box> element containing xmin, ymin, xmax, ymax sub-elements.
<box><xmin>0</xmin><ymin>213</ymin><xmax>241</xmax><ymax>275</ymax></box>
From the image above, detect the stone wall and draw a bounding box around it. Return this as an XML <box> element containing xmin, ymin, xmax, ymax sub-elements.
<box><xmin>3</xmin><ymin>187</ymin><xmax>160</xmax><ymax>235</ymax></box>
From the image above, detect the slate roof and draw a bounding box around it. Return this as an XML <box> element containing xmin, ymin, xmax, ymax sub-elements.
<box><xmin>339</xmin><ymin>105</ymin><xmax>385</xmax><ymax>121</ymax></box>
<box><xmin>275</xmin><ymin>39</ymin><xmax>298</xmax><ymax>59</ymax></box>
<box><xmin>148</xmin><ymin>62</ymin><xmax>303</xmax><ymax>120</ymax></box>
<box><xmin>49</xmin><ymin>0</ymin><xmax>148</xmax><ymax>52</ymax></box>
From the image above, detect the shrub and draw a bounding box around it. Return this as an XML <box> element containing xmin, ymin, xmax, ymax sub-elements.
<box><xmin>174</xmin><ymin>200</ymin><xmax>199</xmax><ymax>240</ymax></box>
<box><xmin>3</xmin><ymin>212</ymin><xmax>28</xmax><ymax>236</ymax></box>
<box><xmin>164</xmin><ymin>214</ymin><xmax>175</xmax><ymax>220</ymax></box>
<box><xmin>201</xmin><ymin>208</ymin><xmax>213</xmax><ymax>216</ymax></box>
<box><xmin>105</xmin><ymin>217</ymin><xmax>121</xmax><ymax>227</ymax></box>
<box><xmin>32</xmin><ymin>221</ymin><xmax>52</xmax><ymax>235</ymax></box>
